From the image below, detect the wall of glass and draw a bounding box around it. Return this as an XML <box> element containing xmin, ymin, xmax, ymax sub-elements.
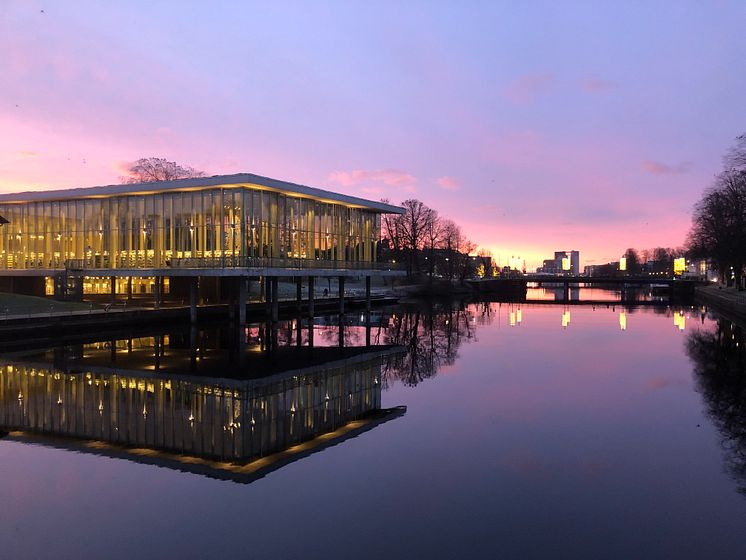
<box><xmin>0</xmin><ymin>187</ymin><xmax>381</xmax><ymax>270</ymax></box>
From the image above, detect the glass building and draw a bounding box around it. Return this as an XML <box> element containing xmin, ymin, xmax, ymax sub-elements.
<box><xmin>0</xmin><ymin>173</ymin><xmax>404</xmax><ymax>297</ymax></box>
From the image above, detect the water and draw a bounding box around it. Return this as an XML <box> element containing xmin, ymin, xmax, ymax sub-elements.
<box><xmin>0</xmin><ymin>300</ymin><xmax>745</xmax><ymax>559</ymax></box>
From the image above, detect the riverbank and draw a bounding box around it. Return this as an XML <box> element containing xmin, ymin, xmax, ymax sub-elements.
<box><xmin>695</xmin><ymin>284</ymin><xmax>746</xmax><ymax>323</ymax></box>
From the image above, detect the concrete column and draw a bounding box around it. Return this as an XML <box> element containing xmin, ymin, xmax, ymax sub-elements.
<box><xmin>338</xmin><ymin>276</ymin><xmax>345</xmax><ymax>315</ymax></box>
<box><xmin>127</xmin><ymin>277</ymin><xmax>132</xmax><ymax>301</ymax></box>
<box><xmin>238</xmin><ymin>277</ymin><xmax>247</xmax><ymax>324</ymax></box>
<box><xmin>110</xmin><ymin>276</ymin><xmax>116</xmax><ymax>303</ymax></box>
<box><xmin>296</xmin><ymin>277</ymin><xmax>302</xmax><ymax>312</ymax></box>
<box><xmin>365</xmin><ymin>312</ymin><xmax>371</xmax><ymax>347</ymax></box>
<box><xmin>190</xmin><ymin>277</ymin><xmax>198</xmax><ymax>324</ymax></box>
<box><xmin>308</xmin><ymin>276</ymin><xmax>315</xmax><ymax>317</ymax></box>
<box><xmin>154</xmin><ymin>275</ymin><xmax>161</xmax><ymax>309</ymax></box>
<box><xmin>265</xmin><ymin>276</ymin><xmax>272</xmax><ymax>317</ymax></box>
<box><xmin>338</xmin><ymin>316</ymin><xmax>344</xmax><ymax>348</ymax></box>
<box><xmin>365</xmin><ymin>275</ymin><xmax>371</xmax><ymax>313</ymax></box>
<box><xmin>271</xmin><ymin>277</ymin><xmax>279</xmax><ymax>322</ymax></box>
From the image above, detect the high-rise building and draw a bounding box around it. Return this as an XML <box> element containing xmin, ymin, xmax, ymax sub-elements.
<box><xmin>537</xmin><ymin>250</ymin><xmax>581</xmax><ymax>275</ymax></box>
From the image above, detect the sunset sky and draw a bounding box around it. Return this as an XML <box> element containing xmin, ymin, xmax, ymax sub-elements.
<box><xmin>2</xmin><ymin>1</ymin><xmax>745</xmax><ymax>269</ymax></box>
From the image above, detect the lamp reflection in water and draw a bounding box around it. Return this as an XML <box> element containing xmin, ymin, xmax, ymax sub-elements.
<box><xmin>562</xmin><ymin>309</ymin><xmax>571</xmax><ymax>329</ymax></box>
<box><xmin>619</xmin><ymin>311</ymin><xmax>627</xmax><ymax>331</ymax></box>
<box><xmin>674</xmin><ymin>311</ymin><xmax>686</xmax><ymax>332</ymax></box>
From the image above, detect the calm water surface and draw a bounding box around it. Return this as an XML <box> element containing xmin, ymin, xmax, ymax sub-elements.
<box><xmin>0</xmin><ymin>300</ymin><xmax>745</xmax><ymax>559</ymax></box>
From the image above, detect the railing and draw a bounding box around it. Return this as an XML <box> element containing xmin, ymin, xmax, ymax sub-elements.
<box><xmin>65</xmin><ymin>257</ymin><xmax>404</xmax><ymax>272</ymax></box>
<box><xmin>169</xmin><ymin>256</ymin><xmax>403</xmax><ymax>271</ymax></box>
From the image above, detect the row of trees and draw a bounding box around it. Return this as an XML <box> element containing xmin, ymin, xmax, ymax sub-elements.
<box><xmin>619</xmin><ymin>246</ymin><xmax>686</xmax><ymax>275</ymax></box>
<box><xmin>381</xmin><ymin>199</ymin><xmax>477</xmax><ymax>281</ymax></box>
<box><xmin>687</xmin><ymin>134</ymin><xmax>746</xmax><ymax>286</ymax></box>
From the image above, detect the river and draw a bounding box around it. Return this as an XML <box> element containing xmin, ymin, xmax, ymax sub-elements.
<box><xmin>0</xmin><ymin>297</ymin><xmax>744</xmax><ymax>559</ymax></box>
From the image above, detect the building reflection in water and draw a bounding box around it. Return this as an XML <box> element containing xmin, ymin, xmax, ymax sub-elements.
<box><xmin>0</xmin><ymin>324</ymin><xmax>406</xmax><ymax>484</ymax></box>
<box><xmin>686</xmin><ymin>317</ymin><xmax>746</xmax><ymax>495</ymax></box>
<box><xmin>0</xmin><ymin>302</ymin><xmax>710</xmax><ymax>483</ymax></box>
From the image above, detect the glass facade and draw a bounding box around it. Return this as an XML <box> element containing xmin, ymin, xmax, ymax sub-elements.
<box><xmin>0</xmin><ymin>186</ymin><xmax>381</xmax><ymax>270</ymax></box>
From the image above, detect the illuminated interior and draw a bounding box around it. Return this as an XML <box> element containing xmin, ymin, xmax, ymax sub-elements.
<box><xmin>0</xmin><ymin>182</ymin><xmax>384</xmax><ymax>271</ymax></box>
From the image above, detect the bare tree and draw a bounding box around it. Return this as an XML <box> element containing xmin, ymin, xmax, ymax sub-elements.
<box><xmin>398</xmin><ymin>199</ymin><xmax>432</xmax><ymax>277</ymax></box>
<box><xmin>440</xmin><ymin>219</ymin><xmax>461</xmax><ymax>280</ymax></box>
<box><xmin>623</xmin><ymin>248</ymin><xmax>641</xmax><ymax>274</ymax></box>
<box><xmin>121</xmin><ymin>157</ymin><xmax>205</xmax><ymax>183</ymax></box>
<box><xmin>688</xmin><ymin>169</ymin><xmax>746</xmax><ymax>285</ymax></box>
<box><xmin>423</xmin><ymin>207</ymin><xmax>443</xmax><ymax>281</ymax></box>
<box><xmin>380</xmin><ymin>198</ymin><xmax>403</xmax><ymax>259</ymax></box>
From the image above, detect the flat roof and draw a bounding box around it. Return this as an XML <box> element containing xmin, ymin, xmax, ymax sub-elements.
<box><xmin>0</xmin><ymin>172</ymin><xmax>405</xmax><ymax>214</ymax></box>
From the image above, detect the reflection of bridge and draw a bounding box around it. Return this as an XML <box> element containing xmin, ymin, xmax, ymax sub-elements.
<box><xmin>0</xmin><ymin>346</ymin><xmax>405</xmax><ymax>483</ymax></box>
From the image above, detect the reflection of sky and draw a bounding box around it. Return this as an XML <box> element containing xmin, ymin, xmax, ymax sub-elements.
<box><xmin>1</xmin><ymin>304</ymin><xmax>745</xmax><ymax>558</ymax></box>
<box><xmin>3</xmin><ymin>2</ymin><xmax>746</xmax><ymax>267</ymax></box>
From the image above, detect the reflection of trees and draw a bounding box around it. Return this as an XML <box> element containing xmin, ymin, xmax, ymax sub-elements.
<box><xmin>381</xmin><ymin>301</ymin><xmax>476</xmax><ymax>387</ymax></box>
<box><xmin>686</xmin><ymin>319</ymin><xmax>746</xmax><ymax>494</ymax></box>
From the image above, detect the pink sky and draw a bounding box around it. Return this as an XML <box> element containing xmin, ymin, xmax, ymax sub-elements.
<box><xmin>2</xmin><ymin>1</ymin><xmax>745</xmax><ymax>269</ymax></box>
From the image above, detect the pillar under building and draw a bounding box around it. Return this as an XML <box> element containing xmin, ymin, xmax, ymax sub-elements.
<box><xmin>308</xmin><ymin>276</ymin><xmax>315</xmax><ymax>318</ymax></box>
<box><xmin>238</xmin><ymin>277</ymin><xmax>247</xmax><ymax>324</ymax></box>
<box><xmin>271</xmin><ymin>277</ymin><xmax>279</xmax><ymax>322</ymax></box>
<box><xmin>154</xmin><ymin>275</ymin><xmax>161</xmax><ymax>309</ymax></box>
<box><xmin>190</xmin><ymin>277</ymin><xmax>198</xmax><ymax>324</ymax></box>
<box><xmin>338</xmin><ymin>276</ymin><xmax>345</xmax><ymax>315</ymax></box>
<box><xmin>365</xmin><ymin>276</ymin><xmax>371</xmax><ymax>313</ymax></box>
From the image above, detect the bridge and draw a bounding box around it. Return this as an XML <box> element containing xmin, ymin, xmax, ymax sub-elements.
<box><xmin>468</xmin><ymin>275</ymin><xmax>705</xmax><ymax>303</ymax></box>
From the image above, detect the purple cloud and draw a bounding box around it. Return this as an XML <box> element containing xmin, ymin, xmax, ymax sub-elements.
<box><xmin>581</xmin><ymin>77</ymin><xmax>617</xmax><ymax>92</ymax></box>
<box><xmin>328</xmin><ymin>169</ymin><xmax>417</xmax><ymax>188</ymax></box>
<box><xmin>642</xmin><ymin>160</ymin><xmax>693</xmax><ymax>176</ymax></box>
<box><xmin>502</xmin><ymin>72</ymin><xmax>554</xmax><ymax>104</ymax></box>
<box><xmin>436</xmin><ymin>176</ymin><xmax>460</xmax><ymax>191</ymax></box>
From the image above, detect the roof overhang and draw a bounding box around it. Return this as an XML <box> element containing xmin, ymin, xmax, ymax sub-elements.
<box><xmin>0</xmin><ymin>173</ymin><xmax>405</xmax><ymax>214</ymax></box>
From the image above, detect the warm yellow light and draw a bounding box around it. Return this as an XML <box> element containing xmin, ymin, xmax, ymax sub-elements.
<box><xmin>562</xmin><ymin>257</ymin><xmax>571</xmax><ymax>271</ymax></box>
<box><xmin>517</xmin><ymin>308</ymin><xmax>522</xmax><ymax>324</ymax></box>
<box><xmin>674</xmin><ymin>257</ymin><xmax>686</xmax><ymax>275</ymax></box>
<box><xmin>562</xmin><ymin>310</ymin><xmax>571</xmax><ymax>328</ymax></box>
<box><xmin>619</xmin><ymin>257</ymin><xmax>627</xmax><ymax>271</ymax></box>
<box><xmin>509</xmin><ymin>311</ymin><xmax>516</xmax><ymax>327</ymax></box>
<box><xmin>619</xmin><ymin>311</ymin><xmax>627</xmax><ymax>331</ymax></box>
<box><xmin>674</xmin><ymin>311</ymin><xmax>686</xmax><ymax>331</ymax></box>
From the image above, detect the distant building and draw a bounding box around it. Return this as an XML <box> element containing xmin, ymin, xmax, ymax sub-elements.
<box><xmin>584</xmin><ymin>262</ymin><xmax>620</xmax><ymax>277</ymax></box>
<box><xmin>536</xmin><ymin>250</ymin><xmax>580</xmax><ymax>275</ymax></box>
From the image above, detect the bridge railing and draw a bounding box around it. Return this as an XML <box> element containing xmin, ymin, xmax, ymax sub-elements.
<box><xmin>65</xmin><ymin>257</ymin><xmax>404</xmax><ymax>272</ymax></box>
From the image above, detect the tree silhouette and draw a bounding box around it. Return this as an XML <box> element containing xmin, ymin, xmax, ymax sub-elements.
<box><xmin>686</xmin><ymin>319</ymin><xmax>746</xmax><ymax>494</ymax></box>
<box><xmin>121</xmin><ymin>157</ymin><xmax>205</xmax><ymax>183</ymax></box>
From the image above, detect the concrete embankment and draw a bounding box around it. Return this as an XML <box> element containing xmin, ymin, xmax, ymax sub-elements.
<box><xmin>695</xmin><ymin>285</ymin><xmax>746</xmax><ymax>323</ymax></box>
